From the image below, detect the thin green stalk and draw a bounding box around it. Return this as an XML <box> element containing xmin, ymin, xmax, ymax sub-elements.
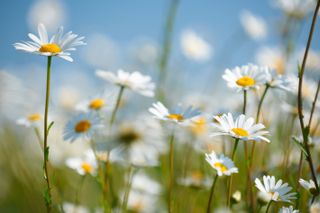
<box><xmin>206</xmin><ymin>174</ymin><xmax>218</xmax><ymax>213</ymax></box>
<box><xmin>243</xmin><ymin>90</ymin><xmax>247</xmax><ymax>114</ymax></box>
<box><xmin>33</xmin><ymin>127</ymin><xmax>43</xmax><ymax>151</ymax></box>
<box><xmin>110</xmin><ymin>85</ymin><xmax>125</xmax><ymax>127</ymax></box>
<box><xmin>43</xmin><ymin>56</ymin><xmax>52</xmax><ymax>212</ymax></box>
<box><xmin>297</xmin><ymin>0</ymin><xmax>320</xmax><ymax>196</ymax></box>
<box><xmin>122</xmin><ymin>164</ymin><xmax>134</xmax><ymax>212</ymax></box>
<box><xmin>74</xmin><ymin>175</ymin><xmax>86</xmax><ymax>206</ymax></box>
<box><xmin>168</xmin><ymin>132</ymin><xmax>175</xmax><ymax>213</ymax></box>
<box><xmin>227</xmin><ymin>138</ymin><xmax>239</xmax><ymax>207</ymax></box>
<box><xmin>265</xmin><ymin>200</ymin><xmax>272</xmax><ymax>213</ymax></box>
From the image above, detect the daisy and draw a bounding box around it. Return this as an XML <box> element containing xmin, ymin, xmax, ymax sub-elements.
<box><xmin>240</xmin><ymin>10</ymin><xmax>267</xmax><ymax>41</ymax></box>
<box><xmin>95</xmin><ymin>69</ymin><xmax>155</xmax><ymax>97</ymax></box>
<box><xmin>279</xmin><ymin>206</ymin><xmax>299</xmax><ymax>213</ymax></box>
<box><xmin>205</xmin><ymin>151</ymin><xmax>238</xmax><ymax>176</ymax></box>
<box><xmin>149</xmin><ymin>102</ymin><xmax>201</xmax><ymax>125</ymax></box>
<box><xmin>263</xmin><ymin>67</ymin><xmax>295</xmax><ymax>91</ymax></box>
<box><xmin>273</xmin><ymin>0</ymin><xmax>315</xmax><ymax>18</ymax></box>
<box><xmin>65</xmin><ymin>150</ymin><xmax>97</xmax><ymax>176</ymax></box>
<box><xmin>75</xmin><ymin>93</ymin><xmax>115</xmax><ymax>113</ymax></box>
<box><xmin>16</xmin><ymin>112</ymin><xmax>42</xmax><ymax>128</ymax></box>
<box><xmin>178</xmin><ymin>170</ymin><xmax>211</xmax><ymax>189</ymax></box>
<box><xmin>299</xmin><ymin>178</ymin><xmax>317</xmax><ymax>195</ymax></box>
<box><xmin>255</xmin><ymin>175</ymin><xmax>297</xmax><ymax>203</ymax></box>
<box><xmin>62</xmin><ymin>202</ymin><xmax>89</xmax><ymax>213</ymax></box>
<box><xmin>223</xmin><ymin>64</ymin><xmax>267</xmax><ymax>92</ymax></box>
<box><xmin>211</xmin><ymin>113</ymin><xmax>270</xmax><ymax>143</ymax></box>
<box><xmin>14</xmin><ymin>23</ymin><xmax>85</xmax><ymax>62</ymax></box>
<box><xmin>256</xmin><ymin>46</ymin><xmax>286</xmax><ymax>74</ymax></box>
<box><xmin>231</xmin><ymin>191</ymin><xmax>242</xmax><ymax>204</ymax></box>
<box><xmin>63</xmin><ymin>113</ymin><xmax>103</xmax><ymax>143</ymax></box>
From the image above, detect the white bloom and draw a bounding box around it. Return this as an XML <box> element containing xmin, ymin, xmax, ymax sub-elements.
<box><xmin>279</xmin><ymin>206</ymin><xmax>299</xmax><ymax>213</ymax></box>
<box><xmin>255</xmin><ymin>175</ymin><xmax>297</xmax><ymax>203</ymax></box>
<box><xmin>273</xmin><ymin>0</ymin><xmax>315</xmax><ymax>18</ymax></box>
<box><xmin>16</xmin><ymin>113</ymin><xmax>42</xmax><ymax>128</ymax></box>
<box><xmin>256</xmin><ymin>46</ymin><xmax>286</xmax><ymax>74</ymax></box>
<box><xmin>178</xmin><ymin>171</ymin><xmax>211</xmax><ymax>189</ymax></box>
<box><xmin>62</xmin><ymin>202</ymin><xmax>89</xmax><ymax>213</ymax></box>
<box><xmin>223</xmin><ymin>64</ymin><xmax>267</xmax><ymax>92</ymax></box>
<box><xmin>299</xmin><ymin>178</ymin><xmax>317</xmax><ymax>194</ymax></box>
<box><xmin>310</xmin><ymin>202</ymin><xmax>320</xmax><ymax>213</ymax></box>
<box><xmin>180</xmin><ymin>29</ymin><xmax>212</xmax><ymax>62</ymax></box>
<box><xmin>263</xmin><ymin>67</ymin><xmax>295</xmax><ymax>91</ymax></box>
<box><xmin>240</xmin><ymin>10</ymin><xmax>267</xmax><ymax>40</ymax></box>
<box><xmin>63</xmin><ymin>113</ymin><xmax>103</xmax><ymax>143</ymax></box>
<box><xmin>96</xmin><ymin>69</ymin><xmax>155</xmax><ymax>97</ymax></box>
<box><xmin>211</xmin><ymin>113</ymin><xmax>270</xmax><ymax>143</ymax></box>
<box><xmin>14</xmin><ymin>23</ymin><xmax>85</xmax><ymax>62</ymax></box>
<box><xmin>130</xmin><ymin>173</ymin><xmax>162</xmax><ymax>195</ymax></box>
<box><xmin>149</xmin><ymin>102</ymin><xmax>201</xmax><ymax>125</ymax></box>
<box><xmin>65</xmin><ymin>150</ymin><xmax>97</xmax><ymax>176</ymax></box>
<box><xmin>75</xmin><ymin>93</ymin><xmax>115</xmax><ymax>113</ymax></box>
<box><xmin>205</xmin><ymin>151</ymin><xmax>238</xmax><ymax>176</ymax></box>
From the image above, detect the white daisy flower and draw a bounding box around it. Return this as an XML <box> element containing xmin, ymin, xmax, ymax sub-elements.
<box><xmin>256</xmin><ymin>46</ymin><xmax>286</xmax><ymax>74</ymax></box>
<box><xmin>63</xmin><ymin>113</ymin><xmax>103</xmax><ymax>143</ymax></box>
<box><xmin>299</xmin><ymin>178</ymin><xmax>317</xmax><ymax>195</ymax></box>
<box><xmin>149</xmin><ymin>102</ymin><xmax>201</xmax><ymax>125</ymax></box>
<box><xmin>16</xmin><ymin>112</ymin><xmax>42</xmax><ymax>128</ymax></box>
<box><xmin>14</xmin><ymin>23</ymin><xmax>85</xmax><ymax>62</ymax></box>
<box><xmin>222</xmin><ymin>64</ymin><xmax>267</xmax><ymax>92</ymax></box>
<box><xmin>62</xmin><ymin>202</ymin><xmax>89</xmax><ymax>213</ymax></box>
<box><xmin>180</xmin><ymin>29</ymin><xmax>212</xmax><ymax>62</ymax></box>
<box><xmin>205</xmin><ymin>151</ymin><xmax>238</xmax><ymax>176</ymax></box>
<box><xmin>95</xmin><ymin>69</ymin><xmax>155</xmax><ymax>97</ymax></box>
<box><xmin>263</xmin><ymin>67</ymin><xmax>295</xmax><ymax>91</ymax></box>
<box><xmin>97</xmin><ymin>116</ymin><xmax>166</xmax><ymax>167</ymax></box>
<box><xmin>279</xmin><ymin>206</ymin><xmax>299</xmax><ymax>213</ymax></box>
<box><xmin>231</xmin><ymin>190</ymin><xmax>242</xmax><ymax>204</ymax></box>
<box><xmin>255</xmin><ymin>175</ymin><xmax>297</xmax><ymax>203</ymax></box>
<box><xmin>178</xmin><ymin>170</ymin><xmax>211</xmax><ymax>189</ymax></box>
<box><xmin>211</xmin><ymin>113</ymin><xmax>270</xmax><ymax>143</ymax></box>
<box><xmin>65</xmin><ymin>150</ymin><xmax>97</xmax><ymax>176</ymax></box>
<box><xmin>75</xmin><ymin>93</ymin><xmax>115</xmax><ymax>113</ymax></box>
<box><xmin>273</xmin><ymin>0</ymin><xmax>315</xmax><ymax>18</ymax></box>
<box><xmin>240</xmin><ymin>10</ymin><xmax>267</xmax><ymax>41</ymax></box>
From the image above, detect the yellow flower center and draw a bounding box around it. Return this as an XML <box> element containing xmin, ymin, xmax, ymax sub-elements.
<box><xmin>191</xmin><ymin>117</ymin><xmax>207</xmax><ymax>135</ymax></box>
<box><xmin>39</xmin><ymin>43</ymin><xmax>61</xmax><ymax>53</ymax></box>
<box><xmin>191</xmin><ymin>171</ymin><xmax>204</xmax><ymax>181</ymax></box>
<box><xmin>167</xmin><ymin>114</ymin><xmax>184</xmax><ymax>122</ymax></box>
<box><xmin>236</xmin><ymin>76</ymin><xmax>255</xmax><ymax>87</ymax></box>
<box><xmin>275</xmin><ymin>58</ymin><xmax>285</xmax><ymax>74</ymax></box>
<box><xmin>232</xmin><ymin>128</ymin><xmax>249</xmax><ymax>137</ymax></box>
<box><xmin>89</xmin><ymin>98</ymin><xmax>105</xmax><ymax>110</ymax></box>
<box><xmin>81</xmin><ymin>162</ymin><xmax>93</xmax><ymax>174</ymax></box>
<box><xmin>213</xmin><ymin>162</ymin><xmax>228</xmax><ymax>172</ymax></box>
<box><xmin>27</xmin><ymin>113</ymin><xmax>41</xmax><ymax>122</ymax></box>
<box><xmin>74</xmin><ymin>120</ymin><xmax>91</xmax><ymax>133</ymax></box>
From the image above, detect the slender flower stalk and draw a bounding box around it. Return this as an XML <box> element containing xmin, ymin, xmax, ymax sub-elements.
<box><xmin>227</xmin><ymin>138</ymin><xmax>239</xmax><ymax>207</ymax></box>
<box><xmin>265</xmin><ymin>200</ymin><xmax>273</xmax><ymax>213</ymax></box>
<box><xmin>168</xmin><ymin>132</ymin><xmax>175</xmax><ymax>213</ymax></box>
<box><xmin>206</xmin><ymin>174</ymin><xmax>218</xmax><ymax>213</ymax></box>
<box><xmin>43</xmin><ymin>56</ymin><xmax>53</xmax><ymax>212</ymax></box>
<box><xmin>33</xmin><ymin>127</ymin><xmax>43</xmax><ymax>151</ymax></box>
<box><xmin>110</xmin><ymin>85</ymin><xmax>125</xmax><ymax>127</ymax></box>
<box><xmin>297</xmin><ymin>0</ymin><xmax>320</xmax><ymax>198</ymax></box>
<box><xmin>122</xmin><ymin>165</ymin><xmax>135</xmax><ymax>212</ymax></box>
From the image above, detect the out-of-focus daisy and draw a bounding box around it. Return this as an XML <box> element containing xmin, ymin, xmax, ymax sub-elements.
<box><xmin>62</xmin><ymin>202</ymin><xmax>89</xmax><ymax>213</ymax></box>
<box><xmin>98</xmin><ymin>116</ymin><xmax>166</xmax><ymax>166</ymax></box>
<box><xmin>149</xmin><ymin>102</ymin><xmax>201</xmax><ymax>125</ymax></box>
<box><xmin>211</xmin><ymin>113</ymin><xmax>270</xmax><ymax>143</ymax></box>
<box><xmin>16</xmin><ymin>113</ymin><xmax>42</xmax><ymax>127</ymax></box>
<box><xmin>240</xmin><ymin>10</ymin><xmax>267</xmax><ymax>41</ymax></box>
<box><xmin>180</xmin><ymin>29</ymin><xmax>212</xmax><ymax>62</ymax></box>
<box><xmin>279</xmin><ymin>206</ymin><xmax>299</xmax><ymax>213</ymax></box>
<box><xmin>205</xmin><ymin>151</ymin><xmax>238</xmax><ymax>176</ymax></box>
<box><xmin>299</xmin><ymin>179</ymin><xmax>317</xmax><ymax>195</ymax></box>
<box><xmin>223</xmin><ymin>64</ymin><xmax>267</xmax><ymax>92</ymax></box>
<box><xmin>96</xmin><ymin>69</ymin><xmax>155</xmax><ymax>97</ymax></box>
<box><xmin>190</xmin><ymin>116</ymin><xmax>208</xmax><ymax>135</ymax></box>
<box><xmin>63</xmin><ymin>113</ymin><xmax>103</xmax><ymax>143</ymax></box>
<box><xmin>178</xmin><ymin>171</ymin><xmax>211</xmax><ymax>189</ymax></box>
<box><xmin>14</xmin><ymin>23</ymin><xmax>85</xmax><ymax>62</ymax></box>
<box><xmin>231</xmin><ymin>190</ymin><xmax>242</xmax><ymax>204</ymax></box>
<box><xmin>255</xmin><ymin>175</ymin><xmax>297</xmax><ymax>203</ymax></box>
<box><xmin>273</xmin><ymin>0</ymin><xmax>315</xmax><ymax>18</ymax></box>
<box><xmin>263</xmin><ymin>67</ymin><xmax>295</xmax><ymax>91</ymax></box>
<box><xmin>256</xmin><ymin>46</ymin><xmax>286</xmax><ymax>74</ymax></box>
<box><xmin>75</xmin><ymin>93</ymin><xmax>115</xmax><ymax>113</ymax></box>
<box><xmin>310</xmin><ymin>202</ymin><xmax>320</xmax><ymax>213</ymax></box>
<box><xmin>65</xmin><ymin>150</ymin><xmax>97</xmax><ymax>176</ymax></box>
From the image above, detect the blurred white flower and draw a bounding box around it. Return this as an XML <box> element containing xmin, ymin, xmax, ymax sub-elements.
<box><xmin>298</xmin><ymin>49</ymin><xmax>320</xmax><ymax>71</ymax></box>
<box><xmin>273</xmin><ymin>0</ymin><xmax>316</xmax><ymax>18</ymax></box>
<box><xmin>81</xmin><ymin>34</ymin><xmax>118</xmax><ymax>69</ymax></box>
<box><xmin>279</xmin><ymin>206</ymin><xmax>299</xmax><ymax>213</ymax></box>
<box><xmin>205</xmin><ymin>151</ymin><xmax>238</xmax><ymax>176</ymax></box>
<box><xmin>96</xmin><ymin>69</ymin><xmax>155</xmax><ymax>97</ymax></box>
<box><xmin>299</xmin><ymin>178</ymin><xmax>317</xmax><ymax>195</ymax></box>
<box><xmin>130</xmin><ymin>38</ymin><xmax>159</xmax><ymax>65</ymax></box>
<box><xmin>240</xmin><ymin>10</ymin><xmax>267</xmax><ymax>40</ymax></box>
<box><xmin>178</xmin><ymin>170</ymin><xmax>211</xmax><ymax>189</ymax></box>
<box><xmin>310</xmin><ymin>202</ymin><xmax>320</xmax><ymax>213</ymax></box>
<box><xmin>14</xmin><ymin>23</ymin><xmax>86</xmax><ymax>62</ymax></box>
<box><xmin>180</xmin><ymin>29</ymin><xmax>212</xmax><ymax>62</ymax></box>
<box><xmin>264</xmin><ymin>67</ymin><xmax>296</xmax><ymax>91</ymax></box>
<box><xmin>149</xmin><ymin>102</ymin><xmax>201</xmax><ymax>125</ymax></box>
<box><xmin>62</xmin><ymin>202</ymin><xmax>89</xmax><ymax>213</ymax></box>
<box><xmin>223</xmin><ymin>64</ymin><xmax>267</xmax><ymax>92</ymax></box>
<box><xmin>255</xmin><ymin>175</ymin><xmax>297</xmax><ymax>203</ymax></box>
<box><xmin>75</xmin><ymin>92</ymin><xmax>115</xmax><ymax>113</ymax></box>
<box><xmin>256</xmin><ymin>47</ymin><xmax>286</xmax><ymax>74</ymax></box>
<box><xmin>66</xmin><ymin>150</ymin><xmax>97</xmax><ymax>176</ymax></box>
<box><xmin>28</xmin><ymin>0</ymin><xmax>65</xmax><ymax>33</ymax></box>
<box><xmin>231</xmin><ymin>190</ymin><xmax>242</xmax><ymax>204</ymax></box>
<box><xmin>16</xmin><ymin>113</ymin><xmax>42</xmax><ymax>128</ymax></box>
<box><xmin>211</xmin><ymin>113</ymin><xmax>270</xmax><ymax>143</ymax></box>
<box><xmin>57</xmin><ymin>86</ymin><xmax>81</xmax><ymax>110</ymax></box>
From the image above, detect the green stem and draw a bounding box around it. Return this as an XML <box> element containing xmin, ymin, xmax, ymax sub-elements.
<box><xmin>206</xmin><ymin>174</ymin><xmax>218</xmax><ymax>213</ymax></box>
<box><xmin>227</xmin><ymin>138</ymin><xmax>239</xmax><ymax>207</ymax></box>
<box><xmin>265</xmin><ymin>200</ymin><xmax>272</xmax><ymax>213</ymax></box>
<box><xmin>168</xmin><ymin>132</ymin><xmax>175</xmax><ymax>213</ymax></box>
<box><xmin>110</xmin><ymin>86</ymin><xmax>125</xmax><ymax>127</ymax></box>
<box><xmin>231</xmin><ymin>138</ymin><xmax>239</xmax><ymax>160</ymax></box>
<box><xmin>122</xmin><ymin>164</ymin><xmax>134</xmax><ymax>212</ymax></box>
<box><xmin>74</xmin><ymin>175</ymin><xmax>86</xmax><ymax>206</ymax></box>
<box><xmin>33</xmin><ymin>127</ymin><xmax>43</xmax><ymax>151</ymax></box>
<box><xmin>255</xmin><ymin>85</ymin><xmax>269</xmax><ymax>123</ymax></box>
<box><xmin>243</xmin><ymin>90</ymin><xmax>247</xmax><ymax>114</ymax></box>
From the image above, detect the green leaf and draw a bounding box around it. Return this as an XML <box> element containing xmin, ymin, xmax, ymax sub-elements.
<box><xmin>292</xmin><ymin>136</ymin><xmax>308</xmax><ymax>157</ymax></box>
<box><xmin>47</xmin><ymin>121</ymin><xmax>54</xmax><ymax>135</ymax></box>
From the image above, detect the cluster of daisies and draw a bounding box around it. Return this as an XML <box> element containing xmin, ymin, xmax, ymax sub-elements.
<box><xmin>13</xmin><ymin>23</ymin><xmax>320</xmax><ymax>212</ymax></box>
